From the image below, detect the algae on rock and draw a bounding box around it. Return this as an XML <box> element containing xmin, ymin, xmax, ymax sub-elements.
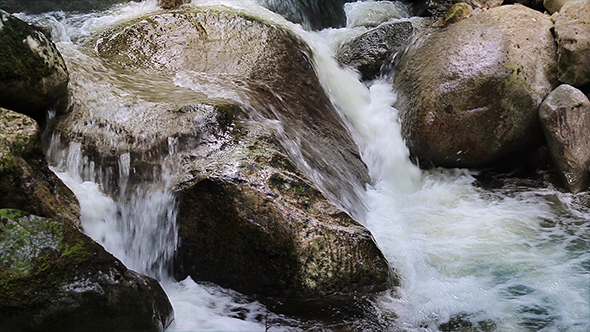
<box><xmin>0</xmin><ymin>209</ymin><xmax>173</xmax><ymax>332</ymax></box>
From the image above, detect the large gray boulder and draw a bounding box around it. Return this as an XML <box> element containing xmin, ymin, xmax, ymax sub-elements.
<box><xmin>539</xmin><ymin>84</ymin><xmax>590</xmax><ymax>192</ymax></box>
<box><xmin>0</xmin><ymin>209</ymin><xmax>173</xmax><ymax>332</ymax></box>
<box><xmin>554</xmin><ymin>0</ymin><xmax>590</xmax><ymax>87</ymax></box>
<box><xmin>0</xmin><ymin>108</ymin><xmax>80</xmax><ymax>229</ymax></box>
<box><xmin>173</xmin><ymin>119</ymin><xmax>392</xmax><ymax>303</ymax></box>
<box><xmin>394</xmin><ymin>4</ymin><xmax>558</xmax><ymax>168</ymax></box>
<box><xmin>543</xmin><ymin>0</ymin><xmax>577</xmax><ymax>14</ymax></box>
<box><xmin>50</xmin><ymin>6</ymin><xmax>390</xmax><ymax>310</ymax></box>
<box><xmin>337</xmin><ymin>20</ymin><xmax>415</xmax><ymax>80</ymax></box>
<box><xmin>78</xmin><ymin>7</ymin><xmax>369</xmax><ymax>209</ymax></box>
<box><xmin>0</xmin><ymin>11</ymin><xmax>68</xmax><ymax>122</ymax></box>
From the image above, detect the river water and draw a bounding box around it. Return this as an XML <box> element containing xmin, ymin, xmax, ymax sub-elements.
<box><xmin>13</xmin><ymin>0</ymin><xmax>589</xmax><ymax>331</ymax></box>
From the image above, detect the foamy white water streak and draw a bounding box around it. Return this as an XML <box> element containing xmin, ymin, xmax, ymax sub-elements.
<box><xmin>23</xmin><ymin>0</ymin><xmax>589</xmax><ymax>331</ymax></box>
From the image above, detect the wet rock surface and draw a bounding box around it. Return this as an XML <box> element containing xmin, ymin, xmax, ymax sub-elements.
<box><xmin>337</xmin><ymin>20</ymin><xmax>415</xmax><ymax>80</ymax></box>
<box><xmin>50</xmin><ymin>6</ymin><xmax>390</xmax><ymax>310</ymax></box>
<box><xmin>259</xmin><ymin>0</ymin><xmax>353</xmax><ymax>30</ymax></box>
<box><xmin>0</xmin><ymin>11</ymin><xmax>68</xmax><ymax>122</ymax></box>
<box><xmin>343</xmin><ymin>1</ymin><xmax>410</xmax><ymax>28</ymax></box>
<box><xmin>554</xmin><ymin>0</ymin><xmax>590</xmax><ymax>87</ymax></box>
<box><xmin>58</xmin><ymin>7</ymin><xmax>369</xmax><ymax>209</ymax></box>
<box><xmin>0</xmin><ymin>209</ymin><xmax>173</xmax><ymax>332</ymax></box>
<box><xmin>539</xmin><ymin>84</ymin><xmax>590</xmax><ymax>192</ymax></box>
<box><xmin>412</xmin><ymin>0</ymin><xmax>502</xmax><ymax>17</ymax></box>
<box><xmin>393</xmin><ymin>4</ymin><xmax>557</xmax><ymax>168</ymax></box>
<box><xmin>0</xmin><ymin>0</ymin><xmax>139</xmax><ymax>14</ymax></box>
<box><xmin>173</xmin><ymin>120</ymin><xmax>392</xmax><ymax>303</ymax></box>
<box><xmin>158</xmin><ymin>0</ymin><xmax>190</xmax><ymax>10</ymax></box>
<box><xmin>0</xmin><ymin>108</ymin><xmax>80</xmax><ymax>229</ymax></box>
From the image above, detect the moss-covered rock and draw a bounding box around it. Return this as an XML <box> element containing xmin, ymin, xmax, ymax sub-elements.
<box><xmin>394</xmin><ymin>4</ymin><xmax>557</xmax><ymax>168</ymax></box>
<box><xmin>0</xmin><ymin>108</ymin><xmax>80</xmax><ymax>229</ymax></box>
<box><xmin>437</xmin><ymin>2</ymin><xmax>473</xmax><ymax>26</ymax></box>
<box><xmin>0</xmin><ymin>11</ymin><xmax>68</xmax><ymax>122</ymax></box>
<box><xmin>0</xmin><ymin>209</ymin><xmax>173</xmax><ymax>332</ymax></box>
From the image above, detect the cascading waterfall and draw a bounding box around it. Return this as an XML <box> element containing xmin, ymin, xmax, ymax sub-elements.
<box><xmin>15</xmin><ymin>0</ymin><xmax>589</xmax><ymax>331</ymax></box>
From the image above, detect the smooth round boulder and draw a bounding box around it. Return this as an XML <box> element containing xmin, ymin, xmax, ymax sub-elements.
<box><xmin>0</xmin><ymin>11</ymin><xmax>68</xmax><ymax>121</ymax></box>
<box><xmin>0</xmin><ymin>209</ymin><xmax>173</xmax><ymax>332</ymax></box>
<box><xmin>539</xmin><ymin>84</ymin><xmax>590</xmax><ymax>192</ymax></box>
<box><xmin>88</xmin><ymin>7</ymin><xmax>369</xmax><ymax>210</ymax></box>
<box><xmin>394</xmin><ymin>4</ymin><xmax>558</xmax><ymax>168</ymax></box>
<box><xmin>554</xmin><ymin>0</ymin><xmax>590</xmax><ymax>87</ymax></box>
<box><xmin>544</xmin><ymin>0</ymin><xmax>576</xmax><ymax>14</ymax></box>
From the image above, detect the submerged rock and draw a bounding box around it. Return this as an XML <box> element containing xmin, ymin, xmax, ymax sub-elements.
<box><xmin>394</xmin><ymin>4</ymin><xmax>557</xmax><ymax>168</ymax></box>
<box><xmin>343</xmin><ymin>1</ymin><xmax>411</xmax><ymax>28</ymax></box>
<box><xmin>259</xmin><ymin>0</ymin><xmax>353</xmax><ymax>30</ymax></box>
<box><xmin>0</xmin><ymin>209</ymin><xmax>173</xmax><ymax>332</ymax></box>
<box><xmin>0</xmin><ymin>108</ymin><xmax>80</xmax><ymax>229</ymax></box>
<box><xmin>337</xmin><ymin>20</ymin><xmax>415</xmax><ymax>80</ymax></box>
<box><xmin>554</xmin><ymin>0</ymin><xmax>590</xmax><ymax>87</ymax></box>
<box><xmin>0</xmin><ymin>11</ymin><xmax>68</xmax><ymax>122</ymax></box>
<box><xmin>539</xmin><ymin>84</ymin><xmax>590</xmax><ymax>192</ymax></box>
<box><xmin>50</xmin><ymin>6</ymin><xmax>389</xmax><ymax>311</ymax></box>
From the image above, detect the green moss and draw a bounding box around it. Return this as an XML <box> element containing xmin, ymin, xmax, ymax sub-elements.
<box><xmin>437</xmin><ymin>3</ymin><xmax>472</xmax><ymax>27</ymax></box>
<box><xmin>0</xmin><ymin>209</ymin><xmax>76</xmax><ymax>306</ymax></box>
<box><xmin>0</xmin><ymin>208</ymin><xmax>27</xmax><ymax>220</ymax></box>
<box><xmin>504</xmin><ymin>61</ymin><xmax>523</xmax><ymax>85</ymax></box>
<box><xmin>0</xmin><ymin>157</ymin><xmax>20</xmax><ymax>175</ymax></box>
<box><xmin>0</xmin><ymin>14</ymin><xmax>54</xmax><ymax>82</ymax></box>
<box><xmin>61</xmin><ymin>240</ymin><xmax>91</xmax><ymax>264</ymax></box>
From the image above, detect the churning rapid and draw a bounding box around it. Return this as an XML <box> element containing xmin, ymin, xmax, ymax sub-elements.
<box><xmin>16</xmin><ymin>0</ymin><xmax>589</xmax><ymax>331</ymax></box>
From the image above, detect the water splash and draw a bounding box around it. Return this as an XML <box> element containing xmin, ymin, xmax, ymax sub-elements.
<box><xmin>48</xmin><ymin>137</ymin><xmax>178</xmax><ymax>281</ymax></box>
<box><xmin>24</xmin><ymin>0</ymin><xmax>590</xmax><ymax>331</ymax></box>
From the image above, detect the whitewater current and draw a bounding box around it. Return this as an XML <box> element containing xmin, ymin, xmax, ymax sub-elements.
<box><xmin>15</xmin><ymin>0</ymin><xmax>589</xmax><ymax>331</ymax></box>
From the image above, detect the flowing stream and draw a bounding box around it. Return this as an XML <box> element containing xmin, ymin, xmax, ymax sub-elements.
<box><xmin>14</xmin><ymin>0</ymin><xmax>589</xmax><ymax>331</ymax></box>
